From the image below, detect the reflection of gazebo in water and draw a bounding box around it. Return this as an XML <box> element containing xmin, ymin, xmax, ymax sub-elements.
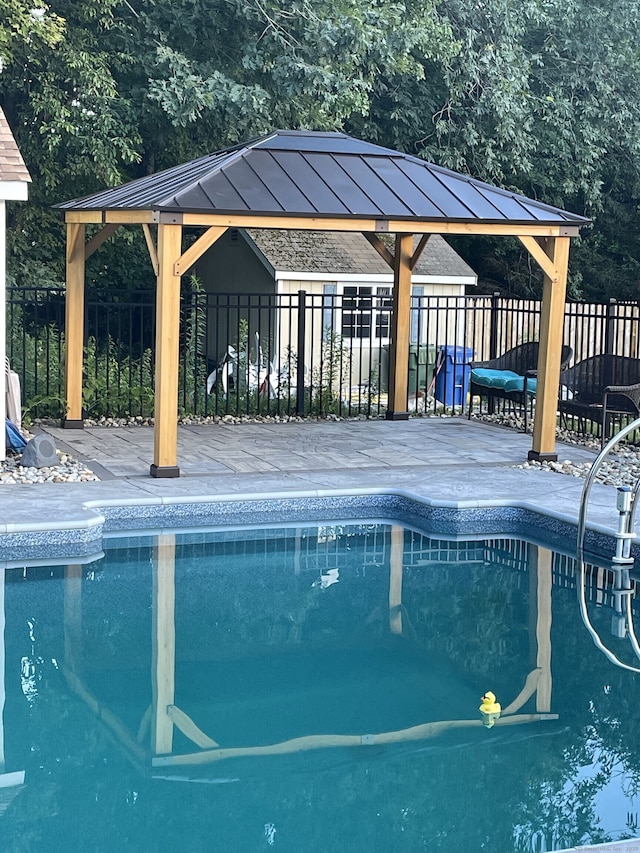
<box><xmin>56</xmin><ymin>130</ymin><xmax>590</xmax><ymax>477</ymax></box>
<box><xmin>60</xmin><ymin>529</ymin><xmax>558</xmax><ymax>771</ymax></box>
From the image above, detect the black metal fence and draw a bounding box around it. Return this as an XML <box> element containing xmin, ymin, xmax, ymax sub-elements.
<box><xmin>7</xmin><ymin>285</ymin><xmax>640</xmax><ymax>436</ymax></box>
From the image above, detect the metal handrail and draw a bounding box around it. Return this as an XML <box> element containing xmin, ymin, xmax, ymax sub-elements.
<box><xmin>576</xmin><ymin>416</ymin><xmax>640</xmax><ymax>673</ymax></box>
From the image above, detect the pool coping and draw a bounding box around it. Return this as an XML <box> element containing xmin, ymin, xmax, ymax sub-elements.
<box><xmin>0</xmin><ymin>484</ymin><xmax>630</xmax><ymax>567</ymax></box>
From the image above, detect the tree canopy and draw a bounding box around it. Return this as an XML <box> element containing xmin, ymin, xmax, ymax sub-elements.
<box><xmin>1</xmin><ymin>0</ymin><xmax>639</xmax><ymax>299</ymax></box>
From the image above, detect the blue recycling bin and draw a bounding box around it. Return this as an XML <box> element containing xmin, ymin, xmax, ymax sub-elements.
<box><xmin>435</xmin><ymin>345</ymin><xmax>474</xmax><ymax>406</ymax></box>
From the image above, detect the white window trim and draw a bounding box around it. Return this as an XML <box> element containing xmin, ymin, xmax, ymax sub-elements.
<box><xmin>324</xmin><ymin>282</ymin><xmax>428</xmax><ymax>347</ymax></box>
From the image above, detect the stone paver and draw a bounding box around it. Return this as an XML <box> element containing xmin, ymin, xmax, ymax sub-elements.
<box><xmin>0</xmin><ymin>416</ymin><xmax>616</xmax><ymax>539</ymax></box>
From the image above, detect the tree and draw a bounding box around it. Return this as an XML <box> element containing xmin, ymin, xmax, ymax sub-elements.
<box><xmin>141</xmin><ymin>0</ymin><xmax>454</xmax><ymax>128</ymax></box>
<box><xmin>2</xmin><ymin>0</ymin><xmax>640</xmax><ymax>300</ymax></box>
<box><xmin>361</xmin><ymin>0</ymin><xmax>640</xmax><ymax>298</ymax></box>
<box><xmin>1</xmin><ymin>0</ymin><xmax>148</xmax><ymax>292</ymax></box>
<box><xmin>1</xmin><ymin>0</ymin><xmax>457</xmax><ymax>291</ymax></box>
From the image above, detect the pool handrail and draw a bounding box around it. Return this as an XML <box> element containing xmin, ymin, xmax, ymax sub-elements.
<box><xmin>576</xmin><ymin>415</ymin><xmax>640</xmax><ymax>673</ymax></box>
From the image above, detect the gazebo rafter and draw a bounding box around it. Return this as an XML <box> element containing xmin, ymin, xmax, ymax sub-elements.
<box><xmin>56</xmin><ymin>130</ymin><xmax>589</xmax><ymax>478</ymax></box>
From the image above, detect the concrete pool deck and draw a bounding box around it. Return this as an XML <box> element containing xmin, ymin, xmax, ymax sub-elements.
<box><xmin>0</xmin><ymin>416</ymin><xmax>624</xmax><ymax>539</ymax></box>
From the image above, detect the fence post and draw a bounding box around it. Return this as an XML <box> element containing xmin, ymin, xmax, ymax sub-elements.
<box><xmin>490</xmin><ymin>291</ymin><xmax>500</xmax><ymax>360</ymax></box>
<box><xmin>296</xmin><ymin>290</ymin><xmax>307</xmax><ymax>415</ymax></box>
<box><xmin>605</xmin><ymin>298</ymin><xmax>617</xmax><ymax>355</ymax></box>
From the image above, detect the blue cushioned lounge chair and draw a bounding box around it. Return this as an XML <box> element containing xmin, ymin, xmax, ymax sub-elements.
<box><xmin>468</xmin><ymin>342</ymin><xmax>573</xmax><ymax>432</ymax></box>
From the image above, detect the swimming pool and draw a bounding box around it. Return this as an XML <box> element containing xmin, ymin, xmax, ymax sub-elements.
<box><xmin>2</xmin><ymin>515</ymin><xmax>640</xmax><ymax>852</ymax></box>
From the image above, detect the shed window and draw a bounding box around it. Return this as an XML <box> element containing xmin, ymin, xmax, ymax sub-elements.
<box><xmin>342</xmin><ymin>286</ymin><xmax>392</xmax><ymax>342</ymax></box>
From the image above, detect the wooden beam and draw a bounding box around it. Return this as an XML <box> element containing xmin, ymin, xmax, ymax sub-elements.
<box><xmin>152</xmin><ymin>534</ymin><xmax>176</xmax><ymax>755</ymax></box>
<box><xmin>389</xmin><ymin>525</ymin><xmax>403</xmax><ymax>634</ymax></box>
<box><xmin>535</xmin><ymin>547</ymin><xmax>553</xmax><ymax>713</ymax></box>
<box><xmin>142</xmin><ymin>224</ymin><xmax>159</xmax><ymax>277</ymax></box>
<box><xmin>64</xmin><ymin>667</ymin><xmax>148</xmax><ymax>767</ymax></box>
<box><xmin>137</xmin><ymin>704</ymin><xmax>152</xmax><ymax>744</ymax></box>
<box><xmin>63</xmin><ymin>206</ymin><xmax>583</xmax><ymax>236</ymax></box>
<box><xmin>363</xmin><ymin>232</ymin><xmax>394</xmax><ymax>269</ymax></box>
<box><xmin>64</xmin><ymin>211</ymin><xmax>103</xmax><ymax>224</ymax></box>
<box><xmin>63</xmin><ymin>565</ymin><xmax>83</xmax><ymax>672</ymax></box>
<box><xmin>501</xmin><ymin>668</ymin><xmax>541</xmax><ymax>716</ymax></box>
<box><xmin>410</xmin><ymin>234</ymin><xmax>431</xmax><ymax>271</ymax></box>
<box><xmin>67</xmin><ymin>221</ymin><xmax>84</xmax><ymax>264</ymax></box>
<box><xmin>174</xmin><ymin>226</ymin><xmax>228</xmax><ymax>276</ymax></box>
<box><xmin>64</xmin><ymin>223</ymin><xmax>85</xmax><ymax>426</ymax></box>
<box><xmin>177</xmin><ymin>212</ymin><xmax>582</xmax><ymax>238</ymax></box>
<box><xmin>151</xmin><ymin>224</ymin><xmax>182</xmax><ymax>477</ymax></box>
<box><xmin>84</xmin><ymin>223</ymin><xmax>119</xmax><ymax>261</ymax></box>
<box><xmin>167</xmin><ymin>705</ymin><xmax>220</xmax><ymax>749</ymax></box>
<box><xmin>65</xmin><ymin>209</ymin><xmax>157</xmax><ymax>225</ymax></box>
<box><xmin>152</xmin><ymin>713</ymin><xmax>559</xmax><ymax>767</ymax></box>
<box><xmin>529</xmin><ymin>236</ymin><xmax>571</xmax><ymax>461</ymax></box>
<box><xmin>386</xmin><ymin>234</ymin><xmax>413</xmax><ymax>420</ymax></box>
<box><xmin>518</xmin><ymin>235</ymin><xmax>557</xmax><ymax>281</ymax></box>
<box><xmin>103</xmin><ymin>210</ymin><xmax>157</xmax><ymax>224</ymax></box>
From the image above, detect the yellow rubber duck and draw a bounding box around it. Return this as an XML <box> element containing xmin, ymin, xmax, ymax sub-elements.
<box><xmin>479</xmin><ymin>691</ymin><xmax>501</xmax><ymax>728</ymax></box>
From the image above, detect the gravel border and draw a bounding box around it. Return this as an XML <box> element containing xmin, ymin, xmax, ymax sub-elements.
<box><xmin>471</xmin><ymin>411</ymin><xmax>640</xmax><ymax>487</ymax></box>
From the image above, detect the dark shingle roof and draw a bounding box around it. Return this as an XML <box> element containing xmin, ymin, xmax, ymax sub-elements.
<box><xmin>0</xmin><ymin>108</ymin><xmax>31</xmax><ymax>184</ymax></box>
<box><xmin>246</xmin><ymin>230</ymin><xmax>476</xmax><ymax>278</ymax></box>
<box><xmin>56</xmin><ymin>130</ymin><xmax>588</xmax><ymax>228</ymax></box>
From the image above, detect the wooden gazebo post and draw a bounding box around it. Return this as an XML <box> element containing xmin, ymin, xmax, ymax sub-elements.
<box><xmin>63</xmin><ymin>218</ymin><xmax>119</xmax><ymax>429</ymax></box>
<box><xmin>520</xmin><ymin>235</ymin><xmax>571</xmax><ymax>462</ymax></box>
<box><xmin>63</xmin><ymin>222</ymin><xmax>86</xmax><ymax>427</ymax></box>
<box><xmin>151</xmin><ymin>223</ymin><xmax>182</xmax><ymax>478</ymax></box>
<box><xmin>364</xmin><ymin>231</ymin><xmax>431</xmax><ymax>421</ymax></box>
<box><xmin>387</xmin><ymin>234</ymin><xmax>413</xmax><ymax>420</ymax></box>
<box><xmin>152</xmin><ymin>533</ymin><xmax>176</xmax><ymax>755</ymax></box>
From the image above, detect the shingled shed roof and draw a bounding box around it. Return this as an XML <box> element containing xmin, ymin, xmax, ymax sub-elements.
<box><xmin>56</xmin><ymin>129</ymin><xmax>588</xmax><ymax>228</ymax></box>
<box><xmin>0</xmin><ymin>108</ymin><xmax>31</xmax><ymax>184</ymax></box>
<box><xmin>246</xmin><ymin>230</ymin><xmax>476</xmax><ymax>279</ymax></box>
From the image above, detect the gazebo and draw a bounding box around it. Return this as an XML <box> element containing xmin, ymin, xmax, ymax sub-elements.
<box><xmin>56</xmin><ymin>130</ymin><xmax>590</xmax><ymax>478</ymax></box>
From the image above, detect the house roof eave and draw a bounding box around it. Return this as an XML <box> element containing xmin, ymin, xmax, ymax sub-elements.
<box><xmin>0</xmin><ymin>181</ymin><xmax>29</xmax><ymax>201</ymax></box>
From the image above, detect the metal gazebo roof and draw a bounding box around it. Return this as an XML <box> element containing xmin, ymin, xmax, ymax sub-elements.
<box><xmin>57</xmin><ymin>129</ymin><xmax>588</xmax><ymax>229</ymax></box>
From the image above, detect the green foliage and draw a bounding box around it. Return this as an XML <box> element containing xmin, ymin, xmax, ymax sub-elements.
<box><xmin>143</xmin><ymin>0</ymin><xmax>455</xmax><ymax>131</ymax></box>
<box><xmin>406</xmin><ymin>0</ymin><xmax>640</xmax><ymax>297</ymax></box>
<box><xmin>310</xmin><ymin>328</ymin><xmax>350</xmax><ymax>415</ymax></box>
<box><xmin>2</xmin><ymin>0</ymin><xmax>640</xmax><ymax>300</ymax></box>
<box><xmin>8</xmin><ymin>294</ymin><xmax>155</xmax><ymax>420</ymax></box>
<box><xmin>178</xmin><ymin>275</ymin><xmax>208</xmax><ymax>415</ymax></box>
<box><xmin>0</xmin><ymin>1</ymin><xmax>65</xmax><ymax>70</ymax></box>
<box><xmin>82</xmin><ymin>337</ymin><xmax>154</xmax><ymax>418</ymax></box>
<box><xmin>1</xmin><ymin>0</ymin><xmax>143</xmax><ymax>294</ymax></box>
<box><xmin>7</xmin><ymin>294</ymin><xmax>65</xmax><ymax>420</ymax></box>
<box><xmin>2</xmin><ymin>1</ymin><xmax>141</xmax><ymax>192</ymax></box>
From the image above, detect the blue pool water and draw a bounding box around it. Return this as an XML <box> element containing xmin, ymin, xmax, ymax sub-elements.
<box><xmin>1</xmin><ymin>520</ymin><xmax>640</xmax><ymax>852</ymax></box>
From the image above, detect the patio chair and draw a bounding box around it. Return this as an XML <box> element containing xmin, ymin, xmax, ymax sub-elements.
<box><xmin>468</xmin><ymin>342</ymin><xmax>573</xmax><ymax>432</ymax></box>
<box><xmin>558</xmin><ymin>353</ymin><xmax>640</xmax><ymax>446</ymax></box>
